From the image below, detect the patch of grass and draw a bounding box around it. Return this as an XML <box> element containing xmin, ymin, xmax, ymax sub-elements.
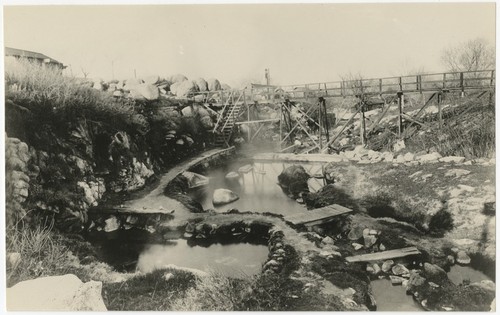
<box><xmin>304</xmin><ymin>184</ymin><xmax>359</xmax><ymax>211</ymax></box>
<box><xmin>170</xmin><ymin>271</ymin><xmax>248</xmax><ymax>311</ymax></box>
<box><xmin>103</xmin><ymin>268</ymin><xmax>197</xmax><ymax>311</ymax></box>
<box><xmin>6</xmin><ymin>221</ymin><xmax>74</xmax><ymax>287</ymax></box>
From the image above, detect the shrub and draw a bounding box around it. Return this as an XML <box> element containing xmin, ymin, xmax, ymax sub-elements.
<box><xmin>428</xmin><ymin>208</ymin><xmax>454</xmax><ymax>234</ymax></box>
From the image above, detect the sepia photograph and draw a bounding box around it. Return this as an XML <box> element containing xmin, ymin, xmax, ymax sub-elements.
<box><xmin>3</xmin><ymin>1</ymin><xmax>496</xmax><ymax>312</ymax></box>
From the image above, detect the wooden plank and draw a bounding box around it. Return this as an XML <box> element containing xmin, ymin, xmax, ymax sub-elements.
<box><xmin>345</xmin><ymin>247</ymin><xmax>421</xmax><ymax>263</ymax></box>
<box><xmin>235</xmin><ymin>118</ymin><xmax>279</xmax><ymax>125</ymax></box>
<box><xmin>253</xmin><ymin>152</ymin><xmax>345</xmax><ymax>163</ymax></box>
<box><xmin>284</xmin><ymin>204</ymin><xmax>353</xmax><ymax>226</ymax></box>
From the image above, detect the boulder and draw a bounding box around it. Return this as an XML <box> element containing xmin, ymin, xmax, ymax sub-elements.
<box><xmin>193</xmin><ymin>78</ymin><xmax>208</xmax><ymax>92</ymax></box>
<box><xmin>403</xmin><ymin>152</ymin><xmax>415</xmax><ymax>162</ymax></box>
<box><xmin>322</xmin><ymin>162</ymin><xmax>337</xmax><ymax>184</ymax></box>
<box><xmin>212</xmin><ymin>188</ymin><xmax>239</xmax><ymax>206</ymax></box>
<box><xmin>103</xmin><ymin>216</ymin><xmax>120</xmax><ymax>232</ymax></box>
<box><xmin>456</xmin><ymin>251</ymin><xmax>471</xmax><ymax>264</ymax></box>
<box><xmin>142</xmin><ymin>75</ymin><xmax>160</xmax><ymax>85</ymax></box>
<box><xmin>123</xmin><ymin>78</ymin><xmax>143</xmax><ymax>91</ymax></box>
<box><xmin>392</xmin><ymin>264</ymin><xmax>410</xmax><ymax>276</ymax></box>
<box><xmin>169</xmin><ymin>82</ymin><xmax>181</xmax><ymax>95</ymax></box>
<box><xmin>423</xmin><ymin>263</ymin><xmax>447</xmax><ymax>282</ymax></box>
<box><xmin>372</xmin><ymin>263</ymin><xmax>381</xmax><ymax>275</ymax></box>
<box><xmin>128</xmin><ymin>89</ymin><xmax>146</xmax><ymax>100</ymax></box>
<box><xmin>406</xmin><ymin>270</ymin><xmax>426</xmax><ymax>293</ymax></box>
<box><xmin>112</xmin><ymin>90</ymin><xmax>123</xmax><ymax>97</ymax></box>
<box><xmin>7</xmin><ymin>252</ymin><xmax>21</xmax><ymax>269</ymax></box>
<box><xmin>364</xmin><ymin>234</ymin><xmax>377</xmax><ymax>248</ymax></box>
<box><xmin>393</xmin><ymin>139</ymin><xmax>405</xmax><ymax>152</ymax></box>
<box><xmin>175</xmin><ymin>80</ymin><xmax>198</xmax><ymax>97</ymax></box>
<box><xmin>207</xmin><ymin>78</ymin><xmax>222</xmax><ymax>91</ymax></box>
<box><xmin>322</xmin><ymin>236</ymin><xmax>335</xmax><ymax>245</ymax></box>
<box><xmin>439</xmin><ymin>156</ymin><xmax>466</xmax><ymax>163</ymax></box>
<box><xmin>133</xmin><ymin>83</ymin><xmax>160</xmax><ymax>101</ymax></box>
<box><xmin>7</xmin><ymin>274</ymin><xmax>107</xmax><ymax>311</ymax></box>
<box><xmin>381</xmin><ymin>260</ymin><xmax>394</xmax><ymax>273</ymax></box>
<box><xmin>277</xmin><ymin>165</ymin><xmax>310</xmax><ymax>198</ymax></box>
<box><xmin>221</xmin><ymin>83</ymin><xmax>231</xmax><ymax>90</ymax></box>
<box><xmin>417</xmin><ymin>152</ymin><xmax>442</xmax><ymax>163</ymax></box>
<box><xmin>200</xmin><ymin>116</ymin><xmax>214</xmax><ymax>129</ymax></box>
<box><xmin>169</xmin><ymin>74</ymin><xmax>188</xmax><ymax>84</ymax></box>
<box><xmin>352</xmin><ymin>243</ymin><xmax>363</xmax><ymax>250</ymax></box>
<box><xmin>348</xmin><ymin>225</ymin><xmax>365</xmax><ymax>240</ymax></box>
<box><xmin>390</xmin><ymin>275</ymin><xmax>405</xmax><ymax>285</ymax></box>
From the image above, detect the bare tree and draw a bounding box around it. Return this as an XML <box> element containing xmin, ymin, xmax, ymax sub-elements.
<box><xmin>441</xmin><ymin>38</ymin><xmax>495</xmax><ymax>73</ymax></box>
<box><xmin>80</xmin><ymin>67</ymin><xmax>90</xmax><ymax>79</ymax></box>
<box><xmin>339</xmin><ymin>72</ymin><xmax>366</xmax><ymax>99</ymax></box>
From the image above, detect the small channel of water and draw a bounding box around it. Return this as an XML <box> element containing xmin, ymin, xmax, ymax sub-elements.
<box><xmin>189</xmin><ymin>161</ymin><xmax>325</xmax><ymax>214</ymax></box>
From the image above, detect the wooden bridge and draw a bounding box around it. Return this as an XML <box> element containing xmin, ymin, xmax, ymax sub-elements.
<box><xmin>187</xmin><ymin>69</ymin><xmax>495</xmax><ymax>151</ymax></box>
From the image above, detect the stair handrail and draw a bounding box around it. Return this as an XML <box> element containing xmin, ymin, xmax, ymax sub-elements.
<box><xmin>220</xmin><ymin>90</ymin><xmax>244</xmax><ymax>132</ymax></box>
<box><xmin>212</xmin><ymin>90</ymin><xmax>234</xmax><ymax>133</ymax></box>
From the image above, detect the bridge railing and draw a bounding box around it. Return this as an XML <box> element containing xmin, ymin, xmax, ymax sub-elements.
<box><xmin>279</xmin><ymin>69</ymin><xmax>495</xmax><ymax>99</ymax></box>
<box><xmin>185</xmin><ymin>69</ymin><xmax>494</xmax><ymax>104</ymax></box>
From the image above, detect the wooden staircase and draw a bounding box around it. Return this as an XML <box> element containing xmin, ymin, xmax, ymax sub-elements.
<box><xmin>213</xmin><ymin>91</ymin><xmax>245</xmax><ymax>147</ymax></box>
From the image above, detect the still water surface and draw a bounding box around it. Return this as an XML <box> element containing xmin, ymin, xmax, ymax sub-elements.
<box><xmin>189</xmin><ymin>161</ymin><xmax>325</xmax><ymax>214</ymax></box>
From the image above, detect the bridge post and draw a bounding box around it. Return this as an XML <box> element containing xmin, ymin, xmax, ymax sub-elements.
<box><xmin>318</xmin><ymin>97</ymin><xmax>323</xmax><ymax>150</ymax></box>
<box><xmin>397</xmin><ymin>92</ymin><xmax>404</xmax><ymax>138</ymax></box>
<box><xmin>360</xmin><ymin>102</ymin><xmax>366</xmax><ymax>145</ymax></box>
<box><xmin>460</xmin><ymin>72</ymin><xmax>465</xmax><ymax>97</ymax></box>
<box><xmin>437</xmin><ymin>92</ymin><xmax>443</xmax><ymax>129</ymax></box>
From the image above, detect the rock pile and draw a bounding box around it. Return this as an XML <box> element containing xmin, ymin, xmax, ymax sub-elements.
<box><xmin>89</xmin><ymin>74</ymin><xmax>229</xmax><ymax>101</ymax></box>
<box><xmin>334</xmin><ymin>143</ymin><xmax>493</xmax><ymax>167</ymax></box>
<box><xmin>6</xmin><ymin>137</ymin><xmax>34</xmax><ymax>226</ymax></box>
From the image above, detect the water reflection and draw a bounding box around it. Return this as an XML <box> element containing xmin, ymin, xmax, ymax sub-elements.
<box><xmin>136</xmin><ymin>239</ymin><xmax>268</xmax><ymax>278</ymax></box>
<box><xmin>448</xmin><ymin>265</ymin><xmax>492</xmax><ymax>285</ymax></box>
<box><xmin>190</xmin><ymin>161</ymin><xmax>326</xmax><ymax>214</ymax></box>
<box><xmin>371</xmin><ymin>279</ymin><xmax>422</xmax><ymax>312</ymax></box>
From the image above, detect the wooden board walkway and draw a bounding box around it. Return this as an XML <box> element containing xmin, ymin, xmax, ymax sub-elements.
<box><xmin>345</xmin><ymin>246</ymin><xmax>421</xmax><ymax>263</ymax></box>
<box><xmin>284</xmin><ymin>204</ymin><xmax>353</xmax><ymax>227</ymax></box>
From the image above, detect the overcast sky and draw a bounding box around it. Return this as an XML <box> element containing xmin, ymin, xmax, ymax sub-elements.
<box><xmin>3</xmin><ymin>3</ymin><xmax>496</xmax><ymax>87</ymax></box>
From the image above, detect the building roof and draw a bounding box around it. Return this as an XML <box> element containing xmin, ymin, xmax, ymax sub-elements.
<box><xmin>5</xmin><ymin>47</ymin><xmax>64</xmax><ymax>66</ymax></box>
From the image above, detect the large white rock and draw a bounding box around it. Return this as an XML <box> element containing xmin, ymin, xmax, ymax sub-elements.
<box><xmin>207</xmin><ymin>78</ymin><xmax>221</xmax><ymax>91</ymax></box>
<box><xmin>393</xmin><ymin>139</ymin><xmax>406</xmax><ymax>152</ymax></box>
<box><xmin>193</xmin><ymin>78</ymin><xmax>208</xmax><ymax>92</ymax></box>
<box><xmin>212</xmin><ymin>188</ymin><xmax>239</xmax><ymax>206</ymax></box>
<box><xmin>169</xmin><ymin>74</ymin><xmax>188</xmax><ymax>84</ymax></box>
<box><xmin>104</xmin><ymin>216</ymin><xmax>120</xmax><ymax>232</ymax></box>
<box><xmin>416</xmin><ymin>152</ymin><xmax>442</xmax><ymax>163</ymax></box>
<box><xmin>175</xmin><ymin>80</ymin><xmax>198</xmax><ymax>97</ymax></box>
<box><xmin>133</xmin><ymin>83</ymin><xmax>160</xmax><ymax>101</ymax></box>
<box><xmin>7</xmin><ymin>274</ymin><xmax>107</xmax><ymax>311</ymax></box>
<box><xmin>439</xmin><ymin>156</ymin><xmax>466</xmax><ymax>163</ymax></box>
<box><xmin>142</xmin><ymin>75</ymin><xmax>160</xmax><ymax>85</ymax></box>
